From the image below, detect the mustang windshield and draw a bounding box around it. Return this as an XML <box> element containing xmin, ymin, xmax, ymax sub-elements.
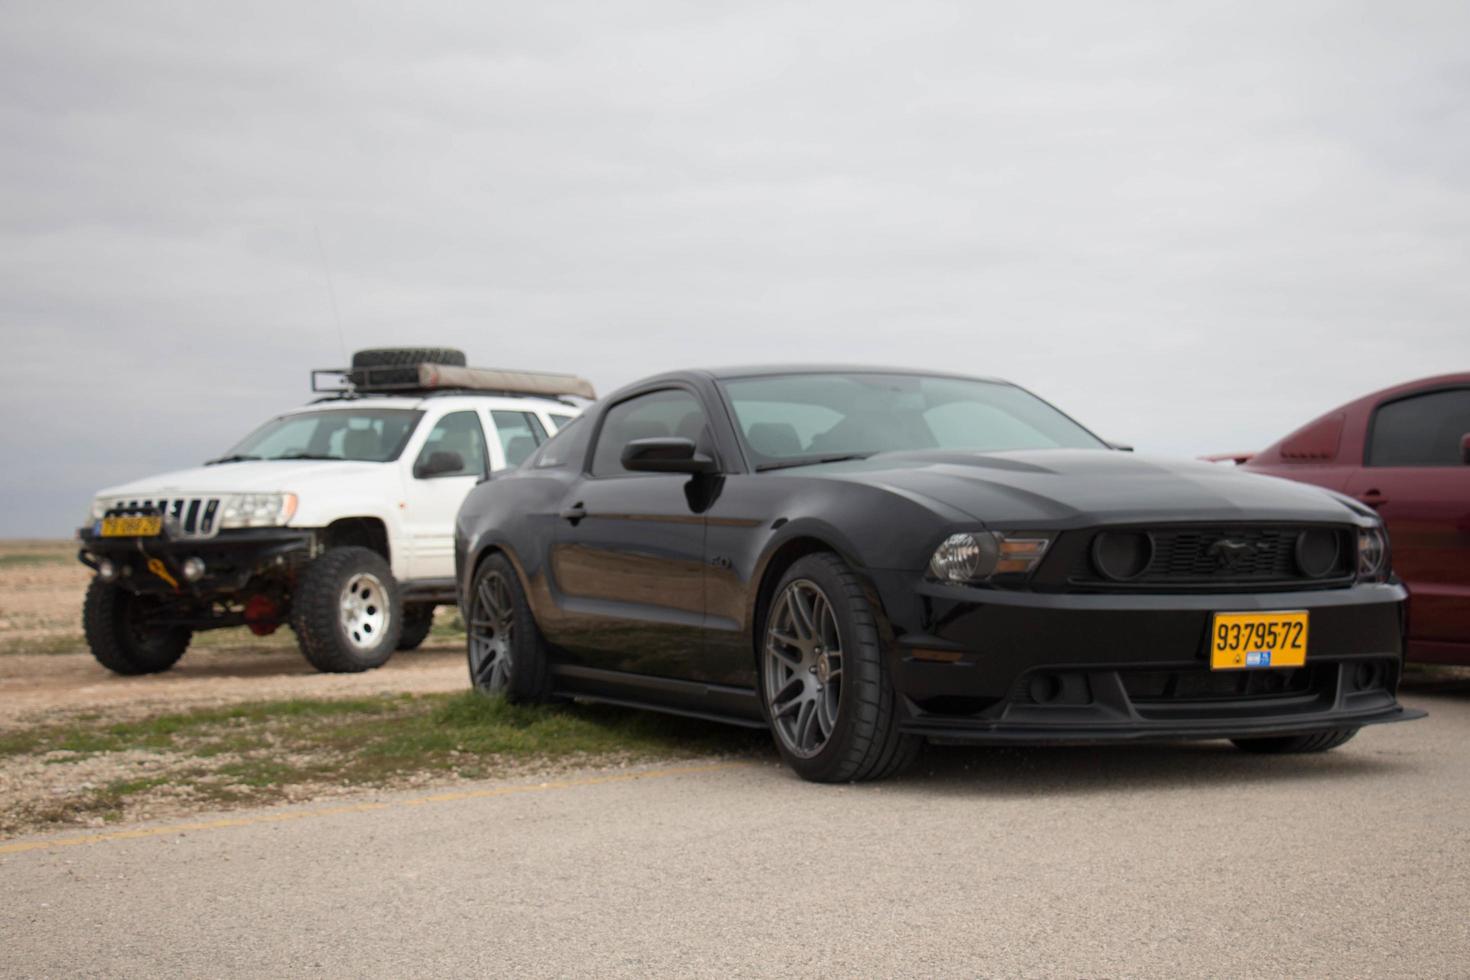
<box><xmin>722</xmin><ymin>373</ymin><xmax>1105</xmax><ymax>468</ymax></box>
<box><xmin>214</xmin><ymin>409</ymin><xmax>424</xmax><ymax>464</ymax></box>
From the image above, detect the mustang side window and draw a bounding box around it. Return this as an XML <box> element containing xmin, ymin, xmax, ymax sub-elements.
<box><xmin>1368</xmin><ymin>389</ymin><xmax>1470</xmax><ymax>467</ymax></box>
<box><xmin>531</xmin><ymin>416</ymin><xmax>590</xmax><ymax>469</ymax></box>
<box><xmin>489</xmin><ymin>410</ymin><xmax>549</xmax><ymax>469</ymax></box>
<box><xmin>413</xmin><ymin>411</ymin><xmax>488</xmax><ymax>478</ymax></box>
<box><xmin>591</xmin><ymin>389</ymin><xmax>708</xmax><ymax>477</ymax></box>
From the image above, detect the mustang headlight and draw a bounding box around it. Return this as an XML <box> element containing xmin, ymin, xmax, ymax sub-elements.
<box><xmin>928</xmin><ymin>532</ymin><xmax>1051</xmax><ymax>584</ymax></box>
<box><xmin>219</xmin><ymin>493</ymin><xmax>298</xmax><ymax>529</ymax></box>
<box><xmin>1356</xmin><ymin>526</ymin><xmax>1389</xmax><ymax>583</ymax></box>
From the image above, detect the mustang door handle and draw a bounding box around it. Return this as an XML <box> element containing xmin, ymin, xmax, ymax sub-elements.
<box><xmin>559</xmin><ymin>503</ymin><xmax>587</xmax><ymax>524</ymax></box>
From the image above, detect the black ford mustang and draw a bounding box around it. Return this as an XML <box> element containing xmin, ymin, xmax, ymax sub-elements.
<box><xmin>454</xmin><ymin>367</ymin><xmax>1421</xmax><ymax>782</ymax></box>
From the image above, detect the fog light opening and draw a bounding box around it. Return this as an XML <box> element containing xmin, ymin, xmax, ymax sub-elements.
<box><xmin>97</xmin><ymin>559</ymin><xmax>118</xmax><ymax>582</ymax></box>
<box><xmin>180</xmin><ymin>557</ymin><xmax>207</xmax><ymax>583</ymax></box>
<box><xmin>1353</xmin><ymin>661</ymin><xmax>1381</xmax><ymax>691</ymax></box>
<box><xmin>1028</xmin><ymin>673</ymin><xmax>1062</xmax><ymax>705</ymax></box>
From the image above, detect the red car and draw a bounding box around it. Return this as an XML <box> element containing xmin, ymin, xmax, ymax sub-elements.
<box><xmin>1238</xmin><ymin>374</ymin><xmax>1470</xmax><ymax>665</ymax></box>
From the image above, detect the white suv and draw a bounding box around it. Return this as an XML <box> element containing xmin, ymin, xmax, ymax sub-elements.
<box><xmin>77</xmin><ymin>348</ymin><xmax>590</xmax><ymax>674</ymax></box>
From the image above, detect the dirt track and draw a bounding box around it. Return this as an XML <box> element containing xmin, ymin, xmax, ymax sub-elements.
<box><xmin>0</xmin><ymin>644</ymin><xmax>470</xmax><ymax>730</ymax></box>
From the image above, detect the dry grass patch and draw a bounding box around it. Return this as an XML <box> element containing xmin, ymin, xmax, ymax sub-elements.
<box><xmin>0</xmin><ymin>693</ymin><xmax>767</xmax><ymax>837</ymax></box>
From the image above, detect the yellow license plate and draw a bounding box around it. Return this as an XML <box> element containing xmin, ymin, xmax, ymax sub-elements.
<box><xmin>100</xmin><ymin>515</ymin><xmax>162</xmax><ymax>538</ymax></box>
<box><xmin>1210</xmin><ymin>611</ymin><xmax>1308</xmax><ymax>670</ymax></box>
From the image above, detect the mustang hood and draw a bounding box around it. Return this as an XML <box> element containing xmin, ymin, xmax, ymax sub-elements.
<box><xmin>97</xmin><ymin>460</ymin><xmax>391</xmax><ymax>498</ymax></box>
<box><xmin>821</xmin><ymin>449</ymin><xmax>1373</xmax><ymax>527</ymax></box>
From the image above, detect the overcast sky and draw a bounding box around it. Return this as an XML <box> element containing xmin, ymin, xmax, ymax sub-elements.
<box><xmin>2</xmin><ymin>1</ymin><xmax>1468</xmax><ymax>537</ymax></box>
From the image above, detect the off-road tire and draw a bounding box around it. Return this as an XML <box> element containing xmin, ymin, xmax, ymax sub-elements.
<box><xmin>467</xmin><ymin>553</ymin><xmax>554</xmax><ymax>703</ymax></box>
<box><xmin>291</xmin><ymin>547</ymin><xmax>402</xmax><ymax>673</ymax></box>
<box><xmin>759</xmin><ymin>552</ymin><xmax>921</xmax><ymax>783</ymax></box>
<box><xmin>349</xmin><ymin>347</ymin><xmax>466</xmax><ymax>387</ymax></box>
<box><xmin>397</xmin><ymin>603</ymin><xmax>436</xmax><ymax>651</ymax></box>
<box><xmin>82</xmin><ymin>579</ymin><xmax>191</xmax><ymax>675</ymax></box>
<box><xmin>1231</xmin><ymin>728</ymin><xmax>1360</xmax><ymax>754</ymax></box>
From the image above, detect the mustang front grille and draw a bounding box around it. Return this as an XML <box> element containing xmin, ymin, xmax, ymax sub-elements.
<box><xmin>1054</xmin><ymin>524</ymin><xmax>1357</xmax><ymax>592</ymax></box>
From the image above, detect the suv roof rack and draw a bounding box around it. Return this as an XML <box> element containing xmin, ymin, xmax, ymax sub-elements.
<box><xmin>311</xmin><ymin>363</ymin><xmax>596</xmax><ymax>404</ymax></box>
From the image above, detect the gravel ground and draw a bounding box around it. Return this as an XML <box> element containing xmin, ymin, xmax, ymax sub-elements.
<box><xmin>2</xmin><ymin>679</ymin><xmax>1467</xmax><ymax>978</ymax></box>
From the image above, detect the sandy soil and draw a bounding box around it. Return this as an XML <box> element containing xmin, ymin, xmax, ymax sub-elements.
<box><xmin>0</xmin><ymin>541</ymin><xmax>91</xmax><ymax>648</ymax></box>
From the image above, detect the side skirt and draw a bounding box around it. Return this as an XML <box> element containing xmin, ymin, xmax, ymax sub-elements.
<box><xmin>551</xmin><ymin>664</ymin><xmax>768</xmax><ymax>730</ymax></box>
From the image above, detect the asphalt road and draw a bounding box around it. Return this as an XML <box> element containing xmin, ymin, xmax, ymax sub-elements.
<box><xmin>4</xmin><ymin>679</ymin><xmax>1468</xmax><ymax>978</ymax></box>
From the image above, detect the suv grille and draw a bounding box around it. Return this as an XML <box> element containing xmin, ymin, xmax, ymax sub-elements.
<box><xmin>1064</xmin><ymin>525</ymin><xmax>1355</xmax><ymax>591</ymax></box>
<box><xmin>113</xmin><ymin>497</ymin><xmax>223</xmax><ymax>539</ymax></box>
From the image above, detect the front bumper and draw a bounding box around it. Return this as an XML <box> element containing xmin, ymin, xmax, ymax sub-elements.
<box><xmin>78</xmin><ymin>526</ymin><xmax>314</xmax><ymax>595</ymax></box>
<box><xmin>868</xmin><ymin>572</ymin><xmax>1423</xmax><ymax>743</ymax></box>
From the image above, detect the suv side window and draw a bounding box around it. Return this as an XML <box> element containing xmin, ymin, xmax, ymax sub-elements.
<box><xmin>531</xmin><ymin>416</ymin><xmax>590</xmax><ymax>470</ymax></box>
<box><xmin>413</xmin><ymin>411</ymin><xmax>488</xmax><ymax>478</ymax></box>
<box><xmin>590</xmin><ymin>389</ymin><xmax>708</xmax><ymax>478</ymax></box>
<box><xmin>1367</xmin><ymin>389</ymin><xmax>1470</xmax><ymax>467</ymax></box>
<box><xmin>489</xmin><ymin>410</ymin><xmax>549</xmax><ymax>469</ymax></box>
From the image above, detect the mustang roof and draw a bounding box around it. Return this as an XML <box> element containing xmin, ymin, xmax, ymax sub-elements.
<box><xmin>691</xmin><ymin>364</ymin><xmax>1012</xmax><ymax>384</ymax></box>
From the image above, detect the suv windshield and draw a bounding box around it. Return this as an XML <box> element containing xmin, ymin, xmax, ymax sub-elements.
<box><xmin>214</xmin><ymin>409</ymin><xmax>424</xmax><ymax>463</ymax></box>
<box><xmin>721</xmin><ymin>373</ymin><xmax>1105</xmax><ymax>469</ymax></box>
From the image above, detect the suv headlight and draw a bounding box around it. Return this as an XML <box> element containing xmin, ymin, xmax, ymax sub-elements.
<box><xmin>1356</xmin><ymin>526</ymin><xmax>1389</xmax><ymax>583</ymax></box>
<box><xmin>89</xmin><ymin>497</ymin><xmax>111</xmax><ymax>521</ymax></box>
<box><xmin>927</xmin><ymin>532</ymin><xmax>1051</xmax><ymax>584</ymax></box>
<box><xmin>219</xmin><ymin>493</ymin><xmax>298</xmax><ymax>529</ymax></box>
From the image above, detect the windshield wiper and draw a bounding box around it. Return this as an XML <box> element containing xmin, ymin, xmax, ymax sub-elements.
<box><xmin>755</xmin><ymin>453</ymin><xmax>873</xmax><ymax>472</ymax></box>
<box><xmin>275</xmin><ymin>452</ymin><xmax>344</xmax><ymax>461</ymax></box>
<box><xmin>204</xmin><ymin>454</ymin><xmax>261</xmax><ymax>466</ymax></box>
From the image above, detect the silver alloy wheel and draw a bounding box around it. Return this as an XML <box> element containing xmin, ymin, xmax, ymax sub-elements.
<box><xmin>339</xmin><ymin>572</ymin><xmax>388</xmax><ymax>649</ymax></box>
<box><xmin>469</xmin><ymin>570</ymin><xmax>515</xmax><ymax>693</ymax></box>
<box><xmin>764</xmin><ymin>578</ymin><xmax>843</xmax><ymax>759</ymax></box>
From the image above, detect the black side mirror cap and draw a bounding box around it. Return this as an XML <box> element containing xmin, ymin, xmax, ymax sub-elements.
<box><xmin>621</xmin><ymin>437</ymin><xmax>717</xmax><ymax>475</ymax></box>
<box><xmin>415</xmin><ymin>450</ymin><xmax>465</xmax><ymax>478</ymax></box>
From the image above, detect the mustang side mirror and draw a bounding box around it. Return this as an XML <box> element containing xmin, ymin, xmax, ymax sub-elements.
<box><xmin>621</xmin><ymin>437</ymin><xmax>717</xmax><ymax>475</ymax></box>
<box><xmin>1461</xmin><ymin>433</ymin><xmax>1470</xmax><ymax>465</ymax></box>
<box><xmin>415</xmin><ymin>450</ymin><xmax>465</xmax><ymax>478</ymax></box>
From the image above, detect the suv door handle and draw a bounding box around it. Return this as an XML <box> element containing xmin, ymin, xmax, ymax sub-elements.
<box><xmin>559</xmin><ymin>503</ymin><xmax>587</xmax><ymax>524</ymax></box>
<box><xmin>1359</xmin><ymin>490</ymin><xmax>1388</xmax><ymax>509</ymax></box>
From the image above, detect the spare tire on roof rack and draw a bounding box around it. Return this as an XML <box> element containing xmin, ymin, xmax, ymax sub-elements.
<box><xmin>349</xmin><ymin>347</ymin><xmax>466</xmax><ymax>387</ymax></box>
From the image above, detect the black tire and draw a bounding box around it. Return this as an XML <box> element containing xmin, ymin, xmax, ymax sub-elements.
<box><xmin>1231</xmin><ymin>728</ymin><xmax>1360</xmax><ymax>754</ymax></box>
<box><xmin>349</xmin><ymin>347</ymin><xmax>466</xmax><ymax>387</ymax></box>
<box><xmin>758</xmin><ymin>552</ymin><xmax>920</xmax><ymax>783</ymax></box>
<box><xmin>466</xmin><ymin>553</ymin><xmax>553</xmax><ymax>703</ymax></box>
<box><xmin>82</xmin><ymin>579</ymin><xmax>191</xmax><ymax>676</ymax></box>
<box><xmin>290</xmin><ymin>547</ymin><xmax>402</xmax><ymax>673</ymax></box>
<box><xmin>397</xmin><ymin>603</ymin><xmax>437</xmax><ymax>651</ymax></box>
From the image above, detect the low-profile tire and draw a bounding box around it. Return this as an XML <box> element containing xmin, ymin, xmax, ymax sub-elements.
<box><xmin>759</xmin><ymin>552</ymin><xmax>921</xmax><ymax>783</ymax></box>
<box><xmin>1231</xmin><ymin>728</ymin><xmax>1360</xmax><ymax>754</ymax></box>
<box><xmin>397</xmin><ymin>603</ymin><xmax>436</xmax><ymax>651</ymax></box>
<box><xmin>291</xmin><ymin>547</ymin><xmax>402</xmax><ymax>673</ymax></box>
<box><xmin>466</xmin><ymin>553</ymin><xmax>553</xmax><ymax>703</ymax></box>
<box><xmin>82</xmin><ymin>578</ymin><xmax>191</xmax><ymax>676</ymax></box>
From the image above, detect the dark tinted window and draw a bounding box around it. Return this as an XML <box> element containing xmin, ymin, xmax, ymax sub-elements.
<box><xmin>531</xmin><ymin>416</ymin><xmax>590</xmax><ymax>470</ymax></box>
<box><xmin>489</xmin><ymin>410</ymin><xmax>548</xmax><ymax>469</ymax></box>
<box><xmin>1368</xmin><ymin>389</ymin><xmax>1470</xmax><ymax>466</ymax></box>
<box><xmin>591</xmin><ymin>389</ymin><xmax>708</xmax><ymax>477</ymax></box>
<box><xmin>413</xmin><ymin>411</ymin><xmax>488</xmax><ymax>478</ymax></box>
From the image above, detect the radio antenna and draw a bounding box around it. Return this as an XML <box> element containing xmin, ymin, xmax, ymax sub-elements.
<box><xmin>314</xmin><ymin>225</ymin><xmax>349</xmax><ymax>363</ymax></box>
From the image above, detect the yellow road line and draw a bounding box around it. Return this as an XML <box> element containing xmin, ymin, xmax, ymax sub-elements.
<box><xmin>0</xmin><ymin>760</ymin><xmax>753</xmax><ymax>857</ymax></box>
